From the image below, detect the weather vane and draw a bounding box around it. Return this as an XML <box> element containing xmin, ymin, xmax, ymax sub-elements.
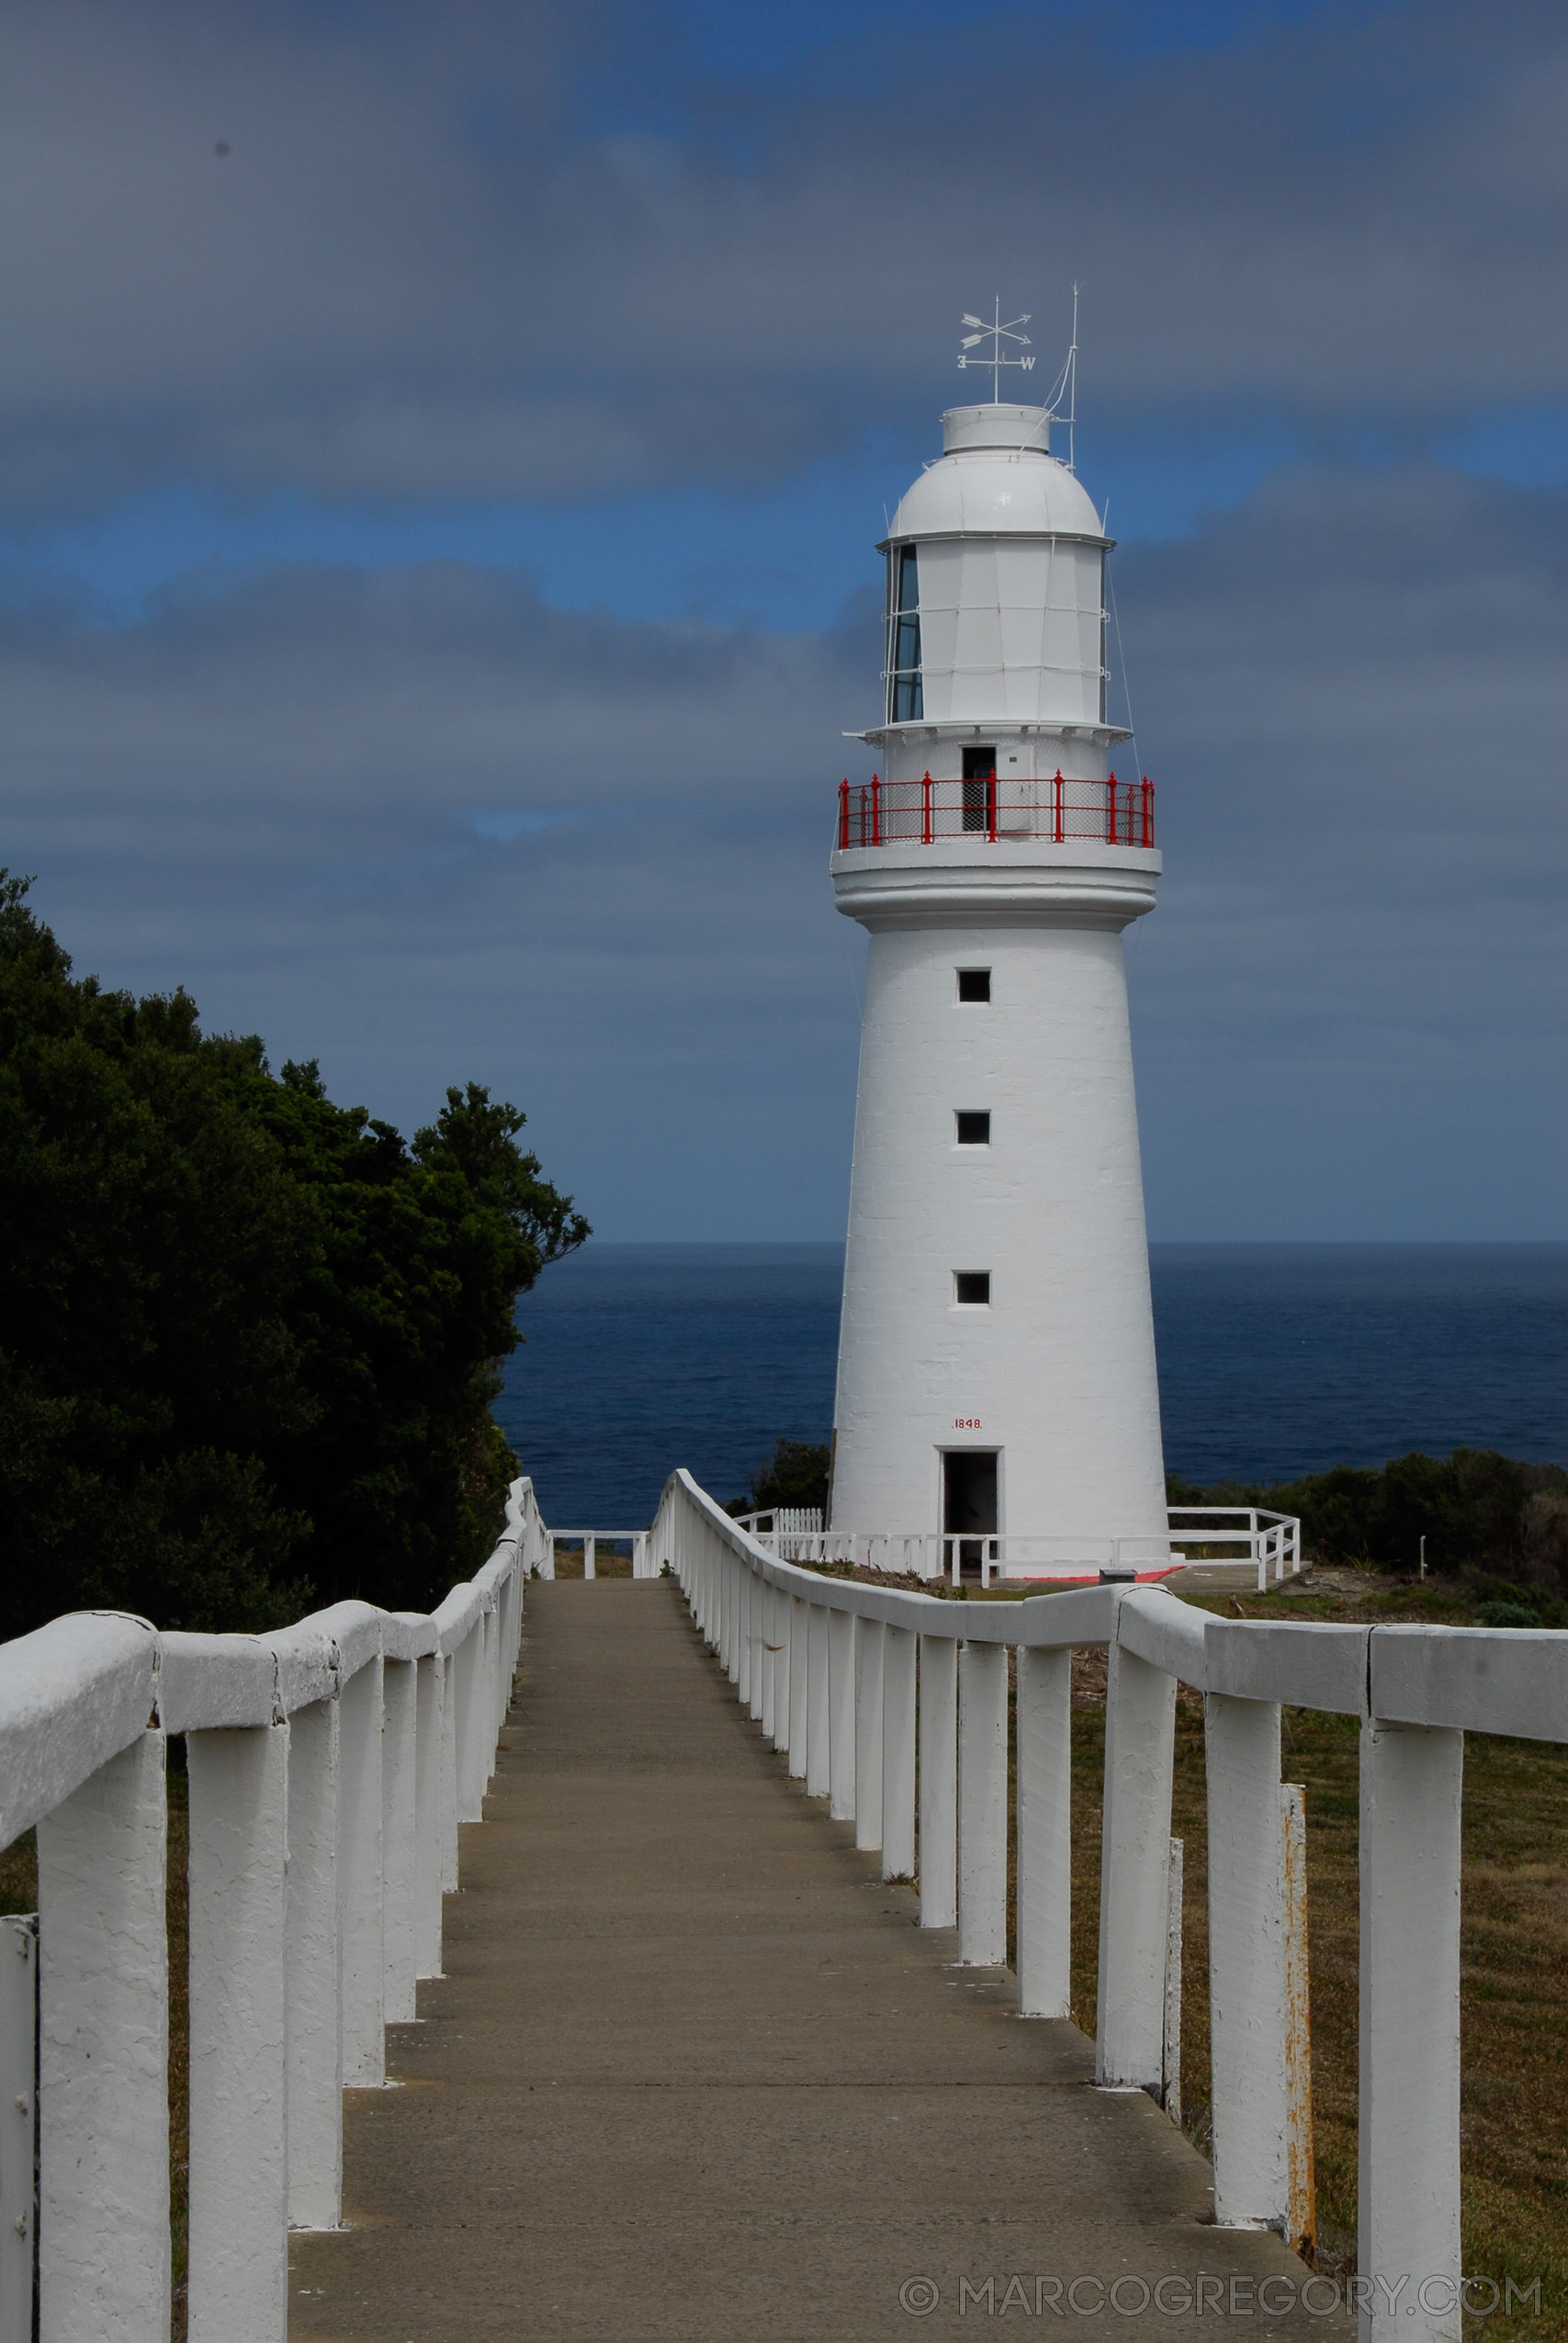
<box><xmin>957</xmin><ymin>300</ymin><xmax>1034</xmax><ymax>401</ymax></box>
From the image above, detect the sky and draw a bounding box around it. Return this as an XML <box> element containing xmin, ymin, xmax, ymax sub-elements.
<box><xmin>3</xmin><ymin>0</ymin><xmax>1564</xmax><ymax>1241</ymax></box>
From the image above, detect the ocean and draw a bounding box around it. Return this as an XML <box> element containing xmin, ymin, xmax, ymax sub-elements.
<box><xmin>492</xmin><ymin>1242</ymin><xmax>1568</xmax><ymax>1531</ymax></box>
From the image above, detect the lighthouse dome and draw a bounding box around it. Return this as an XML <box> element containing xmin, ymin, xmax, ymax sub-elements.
<box><xmin>887</xmin><ymin>406</ymin><xmax>1106</xmax><ymax>545</ymax></box>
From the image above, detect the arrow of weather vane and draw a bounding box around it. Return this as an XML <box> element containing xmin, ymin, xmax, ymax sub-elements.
<box><xmin>958</xmin><ymin>300</ymin><xmax>1034</xmax><ymax>401</ymax></box>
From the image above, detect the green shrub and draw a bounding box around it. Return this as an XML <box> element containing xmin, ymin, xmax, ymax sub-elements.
<box><xmin>0</xmin><ymin>874</ymin><xmax>587</xmax><ymax>1636</ymax></box>
<box><xmin>1167</xmin><ymin>1448</ymin><xmax>1568</xmax><ymax>1585</ymax></box>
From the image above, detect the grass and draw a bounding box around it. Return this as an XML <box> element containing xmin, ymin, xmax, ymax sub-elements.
<box><xmin>550</xmin><ymin>1539</ymin><xmax>635</xmax><ymax>1578</ymax></box>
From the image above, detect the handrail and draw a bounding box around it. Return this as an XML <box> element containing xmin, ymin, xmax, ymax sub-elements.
<box><xmin>739</xmin><ymin>1506</ymin><xmax>1302</xmax><ymax>1591</ymax></box>
<box><xmin>650</xmin><ymin>1465</ymin><xmax>1567</xmax><ymax>2343</ymax></box>
<box><xmin>836</xmin><ymin>770</ymin><xmax>1155</xmax><ymax>851</ymax></box>
<box><xmin>0</xmin><ymin>1474</ymin><xmax>551</xmax><ymax>2340</ymax></box>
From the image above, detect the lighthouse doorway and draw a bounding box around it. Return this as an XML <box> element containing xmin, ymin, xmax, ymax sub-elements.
<box><xmin>942</xmin><ymin>1449</ymin><xmax>998</xmax><ymax>1579</ymax></box>
<box><xmin>961</xmin><ymin>743</ymin><xmax>996</xmax><ymax>833</ymax></box>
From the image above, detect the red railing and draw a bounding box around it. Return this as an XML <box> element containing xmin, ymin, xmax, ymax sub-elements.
<box><xmin>836</xmin><ymin>771</ymin><xmax>1155</xmax><ymax>851</ymax></box>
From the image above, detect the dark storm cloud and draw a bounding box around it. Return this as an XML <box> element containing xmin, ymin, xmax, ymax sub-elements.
<box><xmin>2</xmin><ymin>0</ymin><xmax>1564</xmax><ymax>516</ymax></box>
<box><xmin>6</xmin><ymin>463</ymin><xmax>1562</xmax><ymax>1236</ymax></box>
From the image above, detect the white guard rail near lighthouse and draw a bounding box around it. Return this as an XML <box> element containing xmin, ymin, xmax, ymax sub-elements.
<box><xmin>0</xmin><ymin>1476</ymin><xmax>547</xmax><ymax>2343</ymax></box>
<box><xmin>651</xmin><ymin>1466</ymin><xmax>1568</xmax><ymax>2343</ymax></box>
<box><xmin>4</xmin><ymin>1464</ymin><xmax>1564</xmax><ymax>2343</ymax></box>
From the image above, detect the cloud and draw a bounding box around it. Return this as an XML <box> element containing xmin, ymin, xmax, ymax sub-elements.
<box><xmin>5</xmin><ymin>457</ymin><xmax>1562</xmax><ymax>1239</ymax></box>
<box><xmin>2</xmin><ymin>0</ymin><xmax>1565</xmax><ymax>517</ymax></box>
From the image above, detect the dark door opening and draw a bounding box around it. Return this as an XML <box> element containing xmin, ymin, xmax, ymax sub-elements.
<box><xmin>943</xmin><ymin>1450</ymin><xmax>998</xmax><ymax>1580</ymax></box>
<box><xmin>962</xmin><ymin>744</ymin><xmax>996</xmax><ymax>833</ymax></box>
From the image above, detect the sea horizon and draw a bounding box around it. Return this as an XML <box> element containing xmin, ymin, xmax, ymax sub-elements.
<box><xmin>494</xmin><ymin>1239</ymin><xmax>1567</xmax><ymax>1531</ymax></box>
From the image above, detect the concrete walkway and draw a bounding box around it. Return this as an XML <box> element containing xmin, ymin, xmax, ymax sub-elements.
<box><xmin>290</xmin><ymin>1580</ymin><xmax>1344</xmax><ymax>2339</ymax></box>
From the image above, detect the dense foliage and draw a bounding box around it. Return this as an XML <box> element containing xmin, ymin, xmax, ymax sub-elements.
<box><xmin>729</xmin><ymin>1438</ymin><xmax>833</xmax><ymax>1518</ymax></box>
<box><xmin>1168</xmin><ymin>1447</ymin><xmax>1568</xmax><ymax>1590</ymax></box>
<box><xmin>0</xmin><ymin>875</ymin><xmax>587</xmax><ymax>1639</ymax></box>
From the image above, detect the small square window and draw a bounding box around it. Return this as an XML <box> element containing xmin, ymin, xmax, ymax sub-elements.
<box><xmin>957</xmin><ymin>968</ymin><xmax>990</xmax><ymax>1002</ymax></box>
<box><xmin>954</xmin><ymin>1271</ymin><xmax>991</xmax><ymax>1307</ymax></box>
<box><xmin>955</xmin><ymin>1112</ymin><xmax>990</xmax><ymax>1147</ymax></box>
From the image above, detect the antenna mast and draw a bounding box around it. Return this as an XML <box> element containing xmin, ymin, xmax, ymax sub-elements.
<box><xmin>1042</xmin><ymin>283</ymin><xmax>1080</xmax><ymax>470</ymax></box>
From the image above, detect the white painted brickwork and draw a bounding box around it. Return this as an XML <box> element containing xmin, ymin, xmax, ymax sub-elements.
<box><xmin>831</xmin><ymin>402</ymin><xmax>1168</xmax><ymax>1551</ymax></box>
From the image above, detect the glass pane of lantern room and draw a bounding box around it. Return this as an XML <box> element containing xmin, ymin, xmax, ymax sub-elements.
<box><xmin>897</xmin><ymin>545</ymin><xmax>919</xmax><ymax>612</ymax></box>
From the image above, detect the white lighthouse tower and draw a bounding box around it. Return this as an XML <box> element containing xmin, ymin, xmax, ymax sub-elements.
<box><xmin>829</xmin><ymin>326</ymin><xmax>1168</xmax><ymax>1578</ymax></box>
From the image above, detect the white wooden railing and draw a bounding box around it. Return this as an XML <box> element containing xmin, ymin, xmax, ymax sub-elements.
<box><xmin>1168</xmin><ymin>1504</ymin><xmax>1303</xmax><ymax>1589</ymax></box>
<box><xmin>737</xmin><ymin>1506</ymin><xmax>1303</xmax><ymax>1590</ymax></box>
<box><xmin>655</xmin><ymin>1466</ymin><xmax>1566</xmax><ymax>2343</ymax></box>
<box><xmin>537</xmin><ymin>1530</ymin><xmax>657</xmax><ymax>1580</ymax></box>
<box><xmin>0</xmin><ymin>1475</ymin><xmax>549</xmax><ymax>2343</ymax></box>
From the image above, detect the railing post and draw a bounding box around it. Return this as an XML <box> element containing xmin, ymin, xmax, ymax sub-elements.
<box><xmin>727</xmin><ymin>1556</ymin><xmax>742</xmax><ymax>1687</ymax></box>
<box><xmin>918</xmin><ymin>1635</ymin><xmax>958</xmax><ymax>1928</ymax></box>
<box><xmin>1359</xmin><ymin>1721</ymin><xmax>1463</xmax><ymax>2343</ymax></box>
<box><xmin>1204</xmin><ymin>1693</ymin><xmax>1289</xmax><ymax>2229</ymax></box>
<box><xmin>957</xmin><ymin>1640</ymin><xmax>1008</xmax><ymax>1964</ymax></box>
<box><xmin>186</xmin><ymin>1720</ymin><xmax>290</xmax><ymax>2343</ymax></box>
<box><xmin>771</xmin><ymin>1586</ymin><xmax>791</xmax><ymax>1755</ymax></box>
<box><xmin>718</xmin><ymin>1546</ymin><xmax>732</xmax><ymax>1671</ymax></box>
<box><xmin>414</xmin><ymin>1652</ymin><xmax>444</xmax><ymax>1981</ymax></box>
<box><xmin>1142</xmin><ymin>775</ymin><xmax>1153</xmax><ymax>846</ymax></box>
<box><xmin>284</xmin><ymin>1692</ymin><xmax>342</xmax><ymax>2227</ymax></box>
<box><xmin>381</xmin><ymin>1658</ymin><xmax>418</xmax><ymax>2026</ymax></box>
<box><xmin>882</xmin><ymin>1626</ymin><xmax>917</xmax><ymax>1879</ymax></box>
<box><xmin>749</xmin><ymin>1565</ymin><xmax>765</xmax><ymax>1719</ymax></box>
<box><xmin>735</xmin><ymin>1560</ymin><xmax>751</xmax><ymax>1705</ymax></box>
<box><xmin>1016</xmin><ymin>1645</ymin><xmax>1072</xmax><ymax>2017</ymax></box>
<box><xmin>583</xmin><ymin>1535</ymin><xmax>595</xmax><ymax>1581</ymax></box>
<box><xmin>828</xmin><ymin>1610</ymin><xmax>856</xmax><ymax>1822</ymax></box>
<box><xmin>439</xmin><ymin>1632</ymin><xmax>460</xmax><ymax>1893</ymax></box>
<box><xmin>339</xmin><ymin>1652</ymin><xmax>386</xmax><ymax>2087</ymax></box>
<box><xmin>37</xmin><ymin>1729</ymin><xmax>170</xmax><ymax>2342</ymax></box>
<box><xmin>838</xmin><ymin>778</ymin><xmax>849</xmax><ymax>849</ymax></box>
<box><xmin>1096</xmin><ymin>1637</ymin><xmax>1176</xmax><ymax>2088</ymax></box>
<box><xmin>921</xmin><ymin>770</ymin><xmax>932</xmax><ymax>843</ymax></box>
<box><xmin>1105</xmin><ymin>770</ymin><xmax>1117</xmax><ymax>843</ymax></box>
<box><xmin>456</xmin><ymin>1619</ymin><xmax>485</xmax><ymax>1824</ymax></box>
<box><xmin>787</xmin><ymin>1596</ymin><xmax>809</xmax><ymax>1781</ymax></box>
<box><xmin>474</xmin><ymin>1607</ymin><xmax>495</xmax><ymax>1806</ymax></box>
<box><xmin>759</xmin><ymin>1579</ymin><xmax>776</xmax><ymax>1739</ymax></box>
<box><xmin>854</xmin><ymin>1618</ymin><xmax>886</xmax><ymax>1851</ymax></box>
<box><xmin>806</xmin><ymin>1605</ymin><xmax>830</xmax><ymax>1798</ymax></box>
<box><xmin>1054</xmin><ymin>768</ymin><xmax>1064</xmax><ymax>843</ymax></box>
<box><xmin>986</xmin><ymin>773</ymin><xmax>997</xmax><ymax>841</ymax></box>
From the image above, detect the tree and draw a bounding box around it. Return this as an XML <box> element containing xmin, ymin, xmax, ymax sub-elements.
<box><xmin>731</xmin><ymin>1438</ymin><xmax>833</xmax><ymax>1518</ymax></box>
<box><xmin>0</xmin><ymin>875</ymin><xmax>587</xmax><ymax>1637</ymax></box>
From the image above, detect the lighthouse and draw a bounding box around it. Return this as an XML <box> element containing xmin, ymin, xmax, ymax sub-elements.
<box><xmin>828</xmin><ymin>351</ymin><xmax>1168</xmax><ymax>1578</ymax></box>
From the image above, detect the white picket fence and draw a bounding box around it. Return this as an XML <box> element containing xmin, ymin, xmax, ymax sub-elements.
<box><xmin>655</xmin><ymin>1466</ymin><xmax>1567</xmax><ymax>2343</ymax></box>
<box><xmin>737</xmin><ymin>1505</ymin><xmax>1303</xmax><ymax>1590</ymax></box>
<box><xmin>0</xmin><ymin>1475</ymin><xmax>548</xmax><ymax>2343</ymax></box>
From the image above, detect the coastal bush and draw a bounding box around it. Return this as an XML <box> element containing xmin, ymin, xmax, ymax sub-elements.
<box><xmin>729</xmin><ymin>1437</ymin><xmax>833</xmax><ymax>1518</ymax></box>
<box><xmin>1168</xmin><ymin>1448</ymin><xmax>1568</xmax><ymax>1585</ymax></box>
<box><xmin>0</xmin><ymin>873</ymin><xmax>588</xmax><ymax>1637</ymax></box>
